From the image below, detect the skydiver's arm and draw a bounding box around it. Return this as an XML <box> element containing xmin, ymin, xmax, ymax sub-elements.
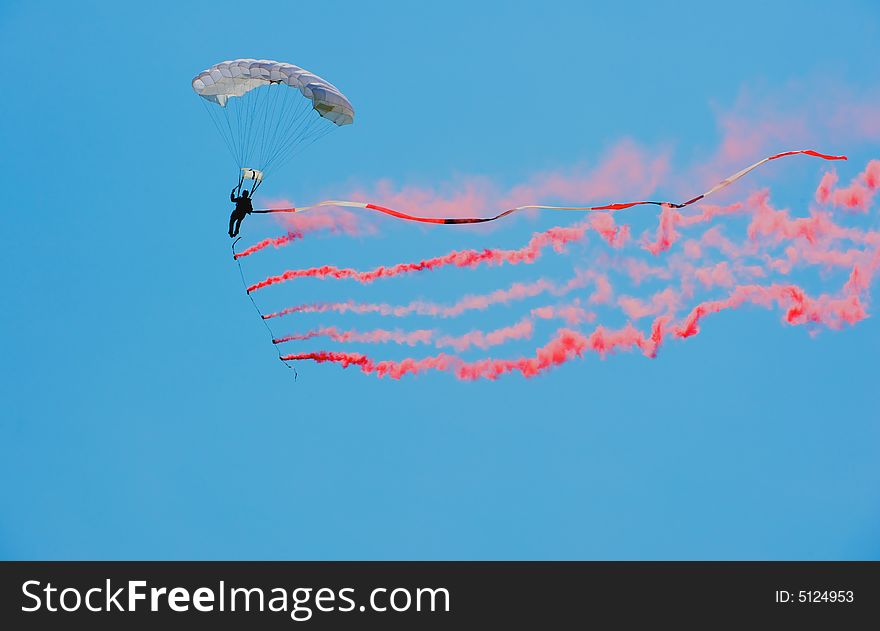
<box><xmin>231</xmin><ymin>189</ymin><xmax>237</xmax><ymax>202</ymax></box>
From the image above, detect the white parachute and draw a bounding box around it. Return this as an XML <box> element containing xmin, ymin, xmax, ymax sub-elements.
<box><xmin>192</xmin><ymin>59</ymin><xmax>354</xmax><ymax>186</ymax></box>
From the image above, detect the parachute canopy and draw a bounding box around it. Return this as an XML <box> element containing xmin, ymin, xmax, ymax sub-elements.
<box><xmin>193</xmin><ymin>59</ymin><xmax>354</xmax><ymax>176</ymax></box>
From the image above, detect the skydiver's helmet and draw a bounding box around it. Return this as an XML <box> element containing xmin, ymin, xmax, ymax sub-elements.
<box><xmin>242</xmin><ymin>190</ymin><xmax>250</xmax><ymax>198</ymax></box>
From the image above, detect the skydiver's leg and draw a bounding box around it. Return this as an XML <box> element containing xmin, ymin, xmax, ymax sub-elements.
<box><xmin>233</xmin><ymin>214</ymin><xmax>245</xmax><ymax>237</ymax></box>
<box><xmin>229</xmin><ymin>212</ymin><xmax>237</xmax><ymax>237</ymax></box>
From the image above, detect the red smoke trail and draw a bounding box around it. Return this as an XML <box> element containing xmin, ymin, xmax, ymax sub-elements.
<box><xmin>260</xmin><ymin>270</ymin><xmax>603</xmax><ymax>320</ymax></box>
<box><xmin>435</xmin><ymin>318</ymin><xmax>535</xmax><ymax>351</ymax></box>
<box><xmin>530</xmin><ymin>303</ymin><xmax>596</xmax><ymax>325</ymax></box>
<box><xmin>248</xmin><ymin>223</ymin><xmax>586</xmax><ymax>290</ymax></box>
<box><xmin>247</xmin><ymin>215</ymin><xmax>626</xmax><ymax>292</ymax></box>
<box><xmin>674</xmin><ymin>279</ymin><xmax>868</xmax><ymax>338</ymax></box>
<box><xmin>273</xmin><ymin>318</ymin><xmax>538</xmax><ymax>352</ymax></box>
<box><xmin>280</xmin><ymin>321</ymin><xmax>669</xmax><ymax>380</ymax></box>
<box><xmin>282</xmin><ymin>269</ymin><xmax>870</xmax><ymax>380</ymax></box>
<box><xmin>273</xmin><ymin>326</ymin><xmax>434</xmax><ymax>347</ymax></box>
<box><xmin>234</xmin><ymin>231</ymin><xmax>303</xmax><ymax>259</ymax></box>
<box><xmin>271</xmin><ymin>306</ymin><xmax>601</xmax><ymax>352</ymax></box>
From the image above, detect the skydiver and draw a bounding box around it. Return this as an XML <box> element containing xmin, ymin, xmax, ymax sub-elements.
<box><xmin>229</xmin><ymin>187</ymin><xmax>253</xmax><ymax>237</ymax></box>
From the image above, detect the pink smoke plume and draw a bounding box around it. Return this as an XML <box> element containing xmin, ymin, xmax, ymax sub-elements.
<box><xmin>345</xmin><ymin>140</ymin><xmax>669</xmax><ymax>219</ymax></box>
<box><xmin>694</xmin><ymin>82</ymin><xmax>880</xmax><ymax>185</ymax></box>
<box><xmin>264</xmin><ymin>198</ymin><xmax>368</xmax><ymax>236</ymax></box>
<box><xmin>814</xmin><ymin>159</ymin><xmax>880</xmax><ymax>212</ymax></box>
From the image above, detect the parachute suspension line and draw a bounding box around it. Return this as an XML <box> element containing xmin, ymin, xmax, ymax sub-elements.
<box><xmin>255</xmin><ymin>84</ymin><xmax>285</xmax><ymax>169</ymax></box>
<box><xmin>200</xmin><ymin>99</ymin><xmax>239</xmax><ymax>167</ymax></box>
<box><xmin>260</xmin><ymin>84</ymin><xmax>285</xmax><ymax>168</ymax></box>
<box><xmin>254</xmin><ymin>85</ymin><xmax>271</xmax><ymax>168</ymax></box>
<box><xmin>263</xmin><ymin>111</ymin><xmax>335</xmax><ymax>174</ymax></box>
<box><xmin>220</xmin><ymin>98</ymin><xmax>242</xmax><ymax>166</ymax></box>
<box><xmin>285</xmin><ymin>118</ymin><xmax>332</xmax><ymax>161</ymax></box>
<box><xmin>245</xmin><ymin>82</ymin><xmax>261</xmax><ymax>163</ymax></box>
<box><xmin>231</xmin><ymin>237</ymin><xmax>298</xmax><ymax>379</ymax></box>
<box><xmin>235</xmin><ymin>82</ymin><xmax>257</xmax><ymax>166</ymax></box>
<box><xmin>265</xmin><ymin>86</ymin><xmax>296</xmax><ymax>159</ymax></box>
<box><xmin>265</xmin><ymin>85</ymin><xmax>292</xmax><ymax>168</ymax></box>
<box><xmin>261</xmin><ymin>96</ymin><xmax>318</xmax><ymax>174</ymax></box>
<box><xmin>271</xmin><ymin>124</ymin><xmax>335</xmax><ymax>171</ymax></box>
<box><xmin>260</xmin><ymin>85</ymin><xmax>306</xmax><ymax>172</ymax></box>
<box><xmin>209</xmin><ymin>82</ymin><xmax>334</xmax><ymax>178</ymax></box>
<box><xmin>255</xmin><ymin>86</ymin><xmax>273</xmax><ymax>168</ymax></box>
<box><xmin>236</xmin><ymin>86</ymin><xmax>248</xmax><ymax>165</ymax></box>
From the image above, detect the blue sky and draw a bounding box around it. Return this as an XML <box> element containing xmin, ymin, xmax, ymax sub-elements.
<box><xmin>1</xmin><ymin>0</ymin><xmax>879</xmax><ymax>559</ymax></box>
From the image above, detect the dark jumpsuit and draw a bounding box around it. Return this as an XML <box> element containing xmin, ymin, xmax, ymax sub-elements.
<box><xmin>229</xmin><ymin>190</ymin><xmax>254</xmax><ymax>237</ymax></box>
